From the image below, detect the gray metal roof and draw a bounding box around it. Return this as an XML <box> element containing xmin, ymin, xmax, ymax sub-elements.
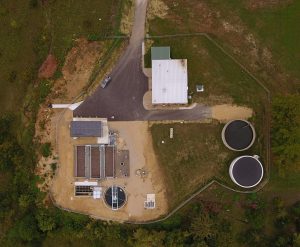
<box><xmin>151</xmin><ymin>47</ymin><xmax>170</xmax><ymax>60</ymax></box>
<box><xmin>71</xmin><ymin>121</ymin><xmax>102</xmax><ymax>137</ymax></box>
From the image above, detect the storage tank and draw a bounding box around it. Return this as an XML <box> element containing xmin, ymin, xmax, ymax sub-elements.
<box><xmin>229</xmin><ymin>155</ymin><xmax>263</xmax><ymax>188</ymax></box>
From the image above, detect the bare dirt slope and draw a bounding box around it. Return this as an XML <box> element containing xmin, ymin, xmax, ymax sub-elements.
<box><xmin>35</xmin><ymin>38</ymin><xmax>104</xmax><ymax>191</ymax></box>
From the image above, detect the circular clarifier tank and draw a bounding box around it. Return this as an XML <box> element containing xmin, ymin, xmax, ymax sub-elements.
<box><xmin>104</xmin><ymin>186</ymin><xmax>127</xmax><ymax>210</ymax></box>
<box><xmin>222</xmin><ymin>120</ymin><xmax>256</xmax><ymax>151</ymax></box>
<box><xmin>229</xmin><ymin>155</ymin><xmax>263</xmax><ymax>188</ymax></box>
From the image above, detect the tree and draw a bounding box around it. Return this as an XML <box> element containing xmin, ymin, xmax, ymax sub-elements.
<box><xmin>8</xmin><ymin>71</ymin><xmax>17</xmax><ymax>83</ymax></box>
<box><xmin>293</xmin><ymin>233</ymin><xmax>300</xmax><ymax>247</ymax></box>
<box><xmin>15</xmin><ymin>215</ymin><xmax>40</xmax><ymax>242</ymax></box>
<box><xmin>272</xmin><ymin>95</ymin><xmax>300</xmax><ymax>167</ymax></box>
<box><xmin>291</xmin><ymin>201</ymin><xmax>300</xmax><ymax>218</ymax></box>
<box><xmin>164</xmin><ymin>230</ymin><xmax>190</xmax><ymax>247</ymax></box>
<box><xmin>36</xmin><ymin>209</ymin><xmax>56</xmax><ymax>232</ymax></box>
<box><xmin>214</xmin><ymin>219</ymin><xmax>234</xmax><ymax>247</ymax></box>
<box><xmin>190</xmin><ymin>213</ymin><xmax>216</xmax><ymax>240</ymax></box>
<box><xmin>129</xmin><ymin>228</ymin><xmax>166</xmax><ymax>247</ymax></box>
<box><xmin>40</xmin><ymin>142</ymin><xmax>52</xmax><ymax>158</ymax></box>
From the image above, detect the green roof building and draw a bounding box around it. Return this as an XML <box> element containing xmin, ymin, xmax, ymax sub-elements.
<box><xmin>151</xmin><ymin>47</ymin><xmax>170</xmax><ymax>60</ymax></box>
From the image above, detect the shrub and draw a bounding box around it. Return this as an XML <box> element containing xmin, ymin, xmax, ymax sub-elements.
<box><xmin>8</xmin><ymin>70</ymin><xmax>17</xmax><ymax>83</ymax></box>
<box><xmin>50</xmin><ymin>162</ymin><xmax>57</xmax><ymax>172</ymax></box>
<box><xmin>83</xmin><ymin>20</ymin><xmax>92</xmax><ymax>29</ymax></box>
<box><xmin>29</xmin><ymin>0</ymin><xmax>38</xmax><ymax>8</ymax></box>
<box><xmin>38</xmin><ymin>80</ymin><xmax>52</xmax><ymax>103</ymax></box>
<box><xmin>40</xmin><ymin>142</ymin><xmax>52</xmax><ymax>157</ymax></box>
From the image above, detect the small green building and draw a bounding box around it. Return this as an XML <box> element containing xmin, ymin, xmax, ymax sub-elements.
<box><xmin>151</xmin><ymin>47</ymin><xmax>170</xmax><ymax>60</ymax></box>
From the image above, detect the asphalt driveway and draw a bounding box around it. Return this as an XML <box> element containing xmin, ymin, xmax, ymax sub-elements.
<box><xmin>73</xmin><ymin>0</ymin><xmax>211</xmax><ymax>121</ymax></box>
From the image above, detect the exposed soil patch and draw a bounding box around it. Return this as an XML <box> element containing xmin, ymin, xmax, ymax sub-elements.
<box><xmin>60</xmin><ymin>38</ymin><xmax>103</xmax><ymax>101</ymax></box>
<box><xmin>196</xmin><ymin>95</ymin><xmax>234</xmax><ymax>106</ymax></box>
<box><xmin>120</xmin><ymin>0</ymin><xmax>135</xmax><ymax>35</ymax></box>
<box><xmin>244</xmin><ymin>0</ymin><xmax>294</xmax><ymax>10</ymax></box>
<box><xmin>38</xmin><ymin>54</ymin><xmax>58</xmax><ymax>79</ymax></box>
<box><xmin>212</xmin><ymin>104</ymin><xmax>253</xmax><ymax>122</ymax></box>
<box><xmin>147</xmin><ymin>0</ymin><xmax>169</xmax><ymax>20</ymax></box>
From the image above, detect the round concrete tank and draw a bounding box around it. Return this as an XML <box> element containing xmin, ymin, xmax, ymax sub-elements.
<box><xmin>222</xmin><ymin>120</ymin><xmax>256</xmax><ymax>151</ymax></box>
<box><xmin>104</xmin><ymin>186</ymin><xmax>127</xmax><ymax>210</ymax></box>
<box><xmin>229</xmin><ymin>155</ymin><xmax>263</xmax><ymax>188</ymax></box>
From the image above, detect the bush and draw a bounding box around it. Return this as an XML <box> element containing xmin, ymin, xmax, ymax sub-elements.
<box><xmin>83</xmin><ymin>20</ymin><xmax>93</xmax><ymax>29</ymax></box>
<box><xmin>29</xmin><ymin>0</ymin><xmax>38</xmax><ymax>8</ymax></box>
<box><xmin>40</xmin><ymin>142</ymin><xmax>52</xmax><ymax>157</ymax></box>
<box><xmin>8</xmin><ymin>70</ymin><xmax>17</xmax><ymax>83</ymax></box>
<box><xmin>292</xmin><ymin>201</ymin><xmax>300</xmax><ymax>217</ymax></box>
<box><xmin>50</xmin><ymin>162</ymin><xmax>57</xmax><ymax>172</ymax></box>
<box><xmin>39</xmin><ymin>80</ymin><xmax>52</xmax><ymax>103</ymax></box>
<box><xmin>36</xmin><ymin>209</ymin><xmax>56</xmax><ymax>232</ymax></box>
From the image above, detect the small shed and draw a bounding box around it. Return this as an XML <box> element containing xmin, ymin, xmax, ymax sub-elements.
<box><xmin>151</xmin><ymin>47</ymin><xmax>170</xmax><ymax>60</ymax></box>
<box><xmin>196</xmin><ymin>85</ymin><xmax>204</xmax><ymax>92</ymax></box>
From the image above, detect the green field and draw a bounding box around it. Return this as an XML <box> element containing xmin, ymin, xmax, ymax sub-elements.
<box><xmin>148</xmin><ymin>0</ymin><xmax>300</xmax><ymax>93</ymax></box>
<box><xmin>0</xmin><ymin>0</ymin><xmax>122</xmax><ymax>114</ymax></box>
<box><xmin>206</xmin><ymin>0</ymin><xmax>300</xmax><ymax>79</ymax></box>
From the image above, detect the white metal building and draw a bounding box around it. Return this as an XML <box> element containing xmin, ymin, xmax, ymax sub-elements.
<box><xmin>151</xmin><ymin>47</ymin><xmax>188</xmax><ymax>104</ymax></box>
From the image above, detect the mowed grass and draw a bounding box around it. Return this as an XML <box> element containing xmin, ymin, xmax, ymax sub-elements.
<box><xmin>151</xmin><ymin>122</ymin><xmax>236</xmax><ymax>206</ymax></box>
<box><xmin>145</xmin><ymin>37</ymin><xmax>266</xmax><ymax>108</ymax></box>
<box><xmin>0</xmin><ymin>0</ymin><xmax>122</xmax><ymax>114</ymax></box>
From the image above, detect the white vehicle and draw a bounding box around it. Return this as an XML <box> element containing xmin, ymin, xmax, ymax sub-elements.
<box><xmin>101</xmin><ymin>76</ymin><xmax>112</xmax><ymax>88</ymax></box>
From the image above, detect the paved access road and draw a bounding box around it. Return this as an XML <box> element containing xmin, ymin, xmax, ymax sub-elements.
<box><xmin>74</xmin><ymin>0</ymin><xmax>211</xmax><ymax>121</ymax></box>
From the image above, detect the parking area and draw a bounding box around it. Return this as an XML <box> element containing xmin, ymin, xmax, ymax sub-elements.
<box><xmin>73</xmin><ymin>46</ymin><xmax>211</xmax><ymax>121</ymax></box>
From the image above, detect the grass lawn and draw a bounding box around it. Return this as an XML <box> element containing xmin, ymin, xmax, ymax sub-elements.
<box><xmin>206</xmin><ymin>0</ymin><xmax>300</xmax><ymax>79</ymax></box>
<box><xmin>0</xmin><ymin>0</ymin><xmax>123</xmax><ymax>115</ymax></box>
<box><xmin>145</xmin><ymin>36</ymin><xmax>266</xmax><ymax>108</ymax></box>
<box><xmin>46</xmin><ymin>0</ymin><xmax>123</xmax><ymax>65</ymax></box>
<box><xmin>150</xmin><ymin>122</ymin><xmax>264</xmax><ymax>207</ymax></box>
<box><xmin>147</xmin><ymin>0</ymin><xmax>300</xmax><ymax>93</ymax></box>
<box><xmin>0</xmin><ymin>1</ymin><xmax>44</xmax><ymax>114</ymax></box>
<box><xmin>147</xmin><ymin>35</ymin><xmax>268</xmax><ymax>208</ymax></box>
